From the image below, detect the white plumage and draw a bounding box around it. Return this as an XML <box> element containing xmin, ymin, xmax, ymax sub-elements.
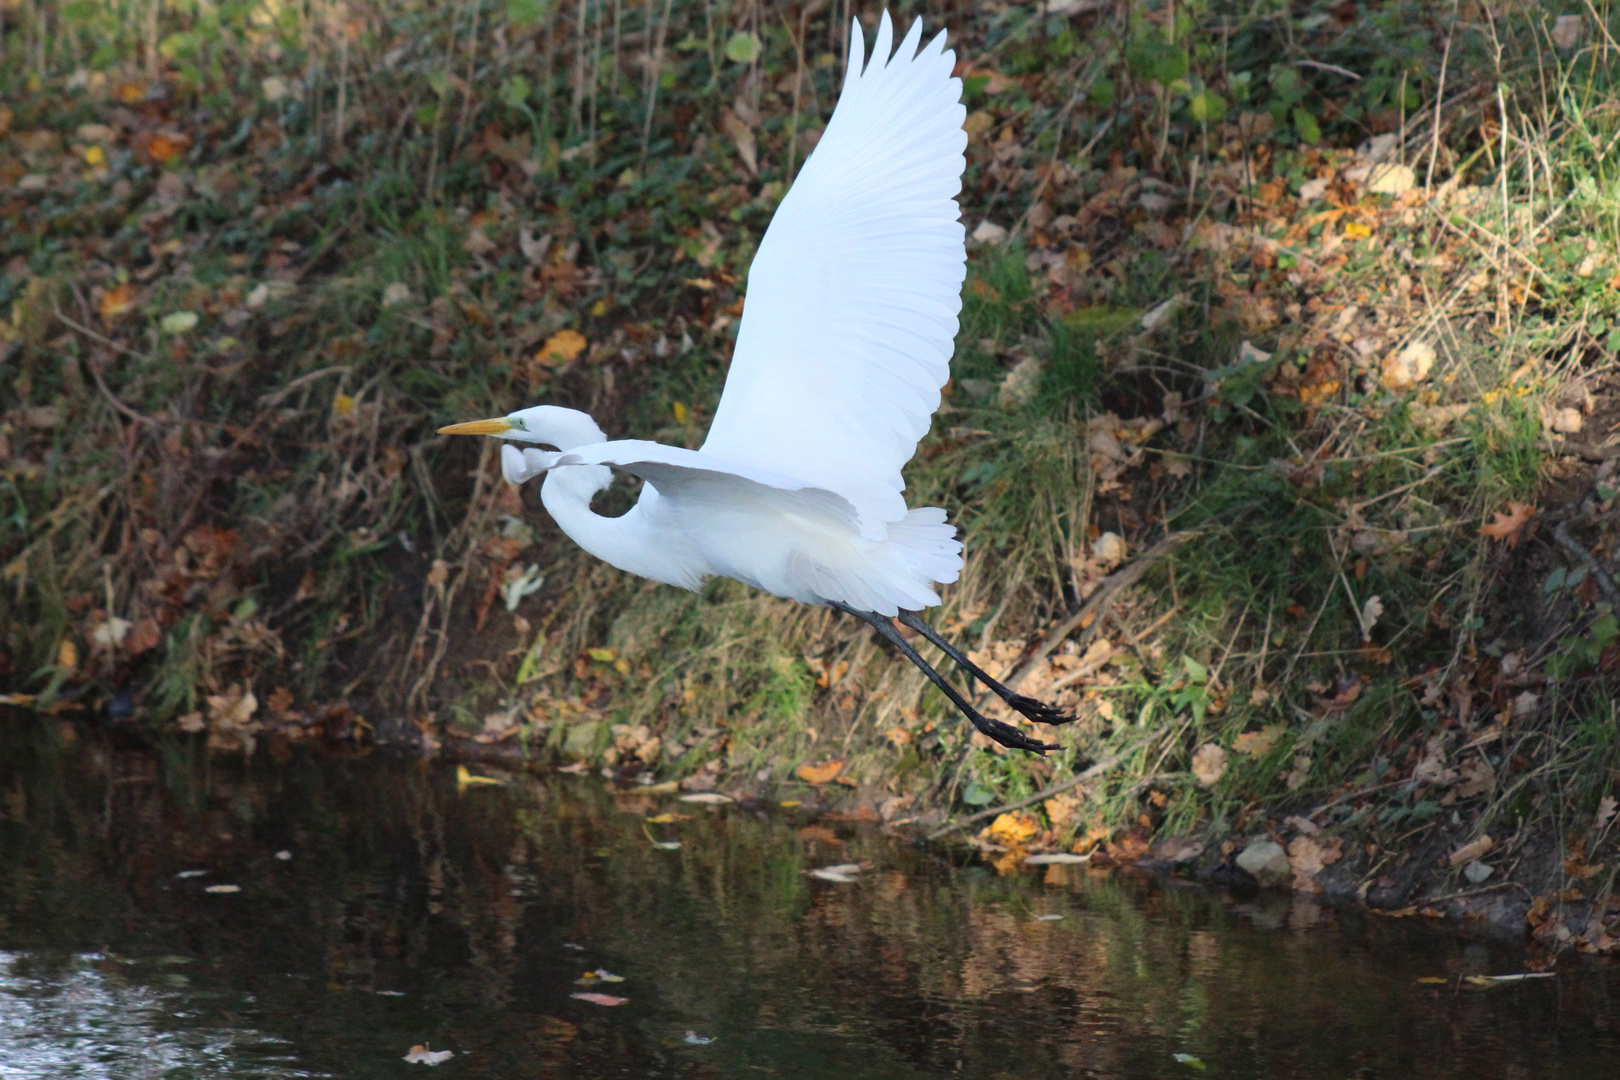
<box><xmin>447</xmin><ymin>12</ymin><xmax>968</xmax><ymax>618</ymax></box>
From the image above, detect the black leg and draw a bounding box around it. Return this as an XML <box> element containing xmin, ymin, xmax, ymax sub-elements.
<box><xmin>828</xmin><ymin>601</ymin><xmax>1057</xmax><ymax>755</ymax></box>
<box><xmin>894</xmin><ymin>609</ymin><xmax>1076</xmax><ymax>726</ymax></box>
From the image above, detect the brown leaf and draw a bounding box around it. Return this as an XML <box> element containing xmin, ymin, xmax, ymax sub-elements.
<box><xmin>124</xmin><ymin>618</ymin><xmax>163</xmax><ymax>656</ymax></box>
<box><xmin>1480</xmin><ymin>502</ymin><xmax>1536</xmax><ymax>546</ymax></box>
<box><xmin>720</xmin><ymin>109</ymin><xmax>757</xmax><ymax>176</ymax></box>
<box><xmin>1287</xmin><ymin>834</ymin><xmax>1343</xmax><ymax>891</ymax></box>
<box><xmin>796</xmin><ymin>759</ymin><xmax>844</xmax><ymax>785</ymax></box>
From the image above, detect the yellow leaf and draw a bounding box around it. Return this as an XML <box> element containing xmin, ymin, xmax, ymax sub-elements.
<box><xmin>536</xmin><ymin>329</ymin><xmax>587</xmax><ymax>365</ymax></box>
<box><xmin>796</xmin><ymin>760</ymin><xmax>844</xmax><ymax>785</ymax></box>
<box><xmin>645</xmin><ymin>812</ymin><xmax>687</xmax><ymax>823</ymax></box>
<box><xmin>1342</xmin><ymin>221</ymin><xmax>1372</xmax><ymax>239</ymax></box>
<box><xmin>672</xmin><ymin>401</ymin><xmax>690</xmax><ymax>424</ymax></box>
<box><xmin>333</xmin><ymin>393</ymin><xmax>356</xmax><ymax>416</ymax></box>
<box><xmin>779</xmin><ymin>800</ymin><xmax>802</xmax><ymax>808</ymax></box>
<box><xmin>83</xmin><ymin>145</ymin><xmax>105</xmax><ymax>167</ymax></box>
<box><xmin>985</xmin><ymin>811</ymin><xmax>1039</xmax><ymax>846</ymax></box>
<box><xmin>587</xmin><ymin>647</ymin><xmax>616</xmax><ymax>662</ymax></box>
<box><xmin>589</xmin><ymin>299</ymin><xmax>608</xmax><ymax>317</ymax></box>
<box><xmin>57</xmin><ymin>639</ymin><xmax>78</xmax><ymax>671</ymax></box>
<box><xmin>456</xmin><ymin>765</ymin><xmax>503</xmax><ymax>787</ymax></box>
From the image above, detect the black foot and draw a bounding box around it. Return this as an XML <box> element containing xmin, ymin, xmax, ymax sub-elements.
<box><xmin>1006</xmin><ymin>694</ymin><xmax>1077</xmax><ymax>727</ymax></box>
<box><xmin>970</xmin><ymin>710</ymin><xmax>1060</xmax><ymax>755</ymax></box>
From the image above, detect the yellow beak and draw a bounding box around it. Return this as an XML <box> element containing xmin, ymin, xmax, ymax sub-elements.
<box><xmin>438</xmin><ymin>417</ymin><xmax>518</xmax><ymax>436</ymax></box>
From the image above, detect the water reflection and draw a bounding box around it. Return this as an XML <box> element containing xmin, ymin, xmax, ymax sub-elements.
<box><xmin>2</xmin><ymin>717</ymin><xmax>1619</xmax><ymax>1078</ymax></box>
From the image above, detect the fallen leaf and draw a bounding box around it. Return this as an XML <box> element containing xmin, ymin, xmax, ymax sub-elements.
<box><xmin>404</xmin><ymin>1045</ymin><xmax>455</xmax><ymax>1065</ymax></box>
<box><xmin>1287</xmin><ymin>834</ymin><xmax>1343</xmax><ymax>891</ymax></box>
<box><xmin>985</xmin><ymin>812</ymin><xmax>1039</xmax><ymax>846</ymax></box>
<box><xmin>333</xmin><ymin>393</ymin><xmax>357</xmax><ymax>416</ymax></box>
<box><xmin>1596</xmin><ymin>795</ymin><xmax>1618</xmax><ymax>833</ymax></box>
<box><xmin>1445</xmin><ymin>834</ymin><xmax>1494</xmax><ymax>867</ymax></box>
<box><xmin>796</xmin><ymin>760</ymin><xmax>844</xmax><ymax>785</ymax></box>
<box><xmin>57</xmin><ymin>639</ymin><xmax>78</xmax><ymax>671</ymax></box>
<box><xmin>1023</xmin><ymin>853</ymin><xmax>1090</xmax><ymax>865</ymax></box>
<box><xmin>1551</xmin><ymin>14</ymin><xmax>1582</xmax><ymax>50</ymax></box>
<box><xmin>677</xmin><ymin>792</ymin><xmax>733</xmax><ymax>805</ymax></box>
<box><xmin>1381</xmin><ymin>340</ymin><xmax>1435</xmax><ymax>390</ymax></box>
<box><xmin>1480</xmin><ymin>502</ymin><xmax>1536</xmax><ymax>547</ymax></box>
<box><xmin>577</xmin><ymin>968</ymin><xmax>624</xmax><ymax>983</ymax></box>
<box><xmin>645</xmin><ymin>812</ymin><xmax>687</xmax><ymax>824</ymax></box>
<box><xmin>1172</xmin><ymin>1053</ymin><xmax>1207</xmax><ymax>1071</ymax></box>
<box><xmin>160</xmin><ymin>311</ymin><xmax>198</xmax><ymax>335</ymax></box>
<box><xmin>204</xmin><ymin>884</ymin><xmax>241</xmax><ymax>894</ymax></box>
<box><xmin>147</xmin><ymin>132</ymin><xmax>192</xmax><ymax>165</ymax></box>
<box><xmin>100</xmin><ymin>283</ymin><xmax>136</xmax><ymax>321</ymax></box>
<box><xmin>809</xmin><ymin>863</ymin><xmax>863</xmax><ymax>883</ymax></box>
<box><xmin>1359</xmin><ymin>595</ymin><xmax>1383</xmax><ymax>641</ymax></box>
<box><xmin>571</xmin><ymin>992</ymin><xmax>628</xmax><ymax>1006</ymax></box>
<box><xmin>1232</xmin><ymin>724</ymin><xmax>1284</xmax><ymax>755</ymax></box>
<box><xmin>536</xmin><ymin>329</ymin><xmax>587</xmax><ymax>365</ymax></box>
<box><xmin>1190</xmin><ymin>743</ymin><xmax>1228</xmax><ymax>787</ymax></box>
<box><xmin>720</xmin><ymin>109</ymin><xmax>757</xmax><ymax>175</ymax></box>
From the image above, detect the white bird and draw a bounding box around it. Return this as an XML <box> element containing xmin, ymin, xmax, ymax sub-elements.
<box><xmin>441</xmin><ymin>13</ymin><xmax>1072</xmax><ymax>753</ymax></box>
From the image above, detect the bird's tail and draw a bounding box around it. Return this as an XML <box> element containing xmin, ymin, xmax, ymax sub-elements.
<box><xmin>878</xmin><ymin>506</ymin><xmax>963</xmax><ymax>610</ymax></box>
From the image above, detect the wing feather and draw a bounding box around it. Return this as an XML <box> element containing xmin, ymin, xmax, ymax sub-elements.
<box><xmin>698</xmin><ymin>12</ymin><xmax>966</xmax><ymax>539</ymax></box>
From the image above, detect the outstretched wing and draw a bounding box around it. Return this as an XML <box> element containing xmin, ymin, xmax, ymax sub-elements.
<box><xmin>699</xmin><ymin>13</ymin><xmax>966</xmax><ymax>539</ymax></box>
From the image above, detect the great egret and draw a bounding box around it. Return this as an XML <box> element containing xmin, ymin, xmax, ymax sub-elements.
<box><xmin>441</xmin><ymin>13</ymin><xmax>1073</xmax><ymax>754</ymax></box>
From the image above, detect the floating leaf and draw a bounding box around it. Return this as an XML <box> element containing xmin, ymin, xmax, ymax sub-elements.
<box><xmin>204</xmin><ymin>884</ymin><xmax>241</xmax><ymax>894</ymax></box>
<box><xmin>404</xmin><ymin>1045</ymin><xmax>455</xmax><ymax>1065</ymax></box>
<box><xmin>456</xmin><ymin>765</ymin><xmax>503</xmax><ymax>788</ymax></box>
<box><xmin>571</xmin><ymin>992</ymin><xmax>628</xmax><ymax>1006</ymax></box>
<box><xmin>1023</xmin><ymin>853</ymin><xmax>1090</xmax><ymax>865</ymax></box>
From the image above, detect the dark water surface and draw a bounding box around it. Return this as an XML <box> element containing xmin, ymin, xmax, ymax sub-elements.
<box><xmin>3</xmin><ymin>720</ymin><xmax>1618</xmax><ymax>1078</ymax></box>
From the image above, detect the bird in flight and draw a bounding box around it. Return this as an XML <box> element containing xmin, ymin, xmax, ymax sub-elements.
<box><xmin>441</xmin><ymin>13</ymin><xmax>1074</xmax><ymax>753</ymax></box>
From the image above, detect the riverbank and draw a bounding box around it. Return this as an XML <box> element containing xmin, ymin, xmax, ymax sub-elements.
<box><xmin>4</xmin><ymin>2</ymin><xmax>1620</xmax><ymax>948</ymax></box>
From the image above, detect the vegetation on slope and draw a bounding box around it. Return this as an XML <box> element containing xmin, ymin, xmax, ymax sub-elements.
<box><xmin>4</xmin><ymin>0</ymin><xmax>1620</xmax><ymax>939</ymax></box>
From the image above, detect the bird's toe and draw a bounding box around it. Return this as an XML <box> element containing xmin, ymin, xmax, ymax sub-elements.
<box><xmin>1008</xmin><ymin>694</ymin><xmax>1077</xmax><ymax>727</ymax></box>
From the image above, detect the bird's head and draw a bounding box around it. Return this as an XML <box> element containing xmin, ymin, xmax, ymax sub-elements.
<box><xmin>437</xmin><ymin>404</ymin><xmax>607</xmax><ymax>450</ymax></box>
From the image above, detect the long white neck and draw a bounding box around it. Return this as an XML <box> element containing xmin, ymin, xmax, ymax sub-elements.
<box><xmin>522</xmin><ymin>407</ymin><xmax>695</xmax><ymax>588</ymax></box>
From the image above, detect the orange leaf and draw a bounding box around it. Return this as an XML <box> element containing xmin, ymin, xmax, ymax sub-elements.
<box><xmin>147</xmin><ymin>132</ymin><xmax>192</xmax><ymax>165</ymax></box>
<box><xmin>536</xmin><ymin>329</ymin><xmax>587</xmax><ymax>365</ymax></box>
<box><xmin>796</xmin><ymin>759</ymin><xmax>844</xmax><ymax>785</ymax></box>
<box><xmin>100</xmin><ymin>283</ymin><xmax>136</xmax><ymax>322</ymax></box>
<box><xmin>1480</xmin><ymin>502</ymin><xmax>1536</xmax><ymax>546</ymax></box>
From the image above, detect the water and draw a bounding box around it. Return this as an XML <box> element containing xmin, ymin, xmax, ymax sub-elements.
<box><xmin>3</xmin><ymin>719</ymin><xmax>1619</xmax><ymax>1078</ymax></box>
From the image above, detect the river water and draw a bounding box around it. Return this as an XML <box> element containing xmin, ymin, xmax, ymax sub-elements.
<box><xmin>2</xmin><ymin>718</ymin><xmax>1618</xmax><ymax>1078</ymax></box>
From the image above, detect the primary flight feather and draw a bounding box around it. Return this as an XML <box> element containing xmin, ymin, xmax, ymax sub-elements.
<box><xmin>441</xmin><ymin>12</ymin><xmax>1074</xmax><ymax>754</ymax></box>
